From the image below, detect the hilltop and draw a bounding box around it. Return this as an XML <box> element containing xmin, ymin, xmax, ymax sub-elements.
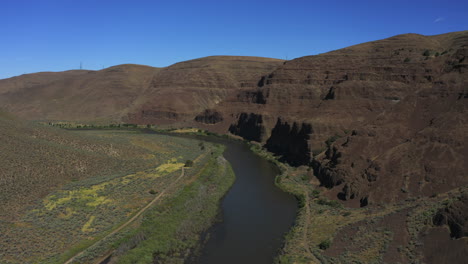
<box><xmin>0</xmin><ymin>56</ymin><xmax>283</xmax><ymax>123</ymax></box>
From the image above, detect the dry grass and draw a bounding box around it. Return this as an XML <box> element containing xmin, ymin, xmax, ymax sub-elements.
<box><xmin>0</xmin><ymin>117</ymin><xmax>213</xmax><ymax>263</ymax></box>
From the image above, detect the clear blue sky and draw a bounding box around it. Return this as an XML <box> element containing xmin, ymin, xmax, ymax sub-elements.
<box><xmin>1</xmin><ymin>0</ymin><xmax>467</xmax><ymax>79</ymax></box>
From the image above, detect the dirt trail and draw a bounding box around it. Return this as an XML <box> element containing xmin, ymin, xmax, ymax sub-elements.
<box><xmin>64</xmin><ymin>167</ymin><xmax>186</xmax><ymax>264</ymax></box>
<box><xmin>301</xmin><ymin>187</ymin><xmax>321</xmax><ymax>264</ymax></box>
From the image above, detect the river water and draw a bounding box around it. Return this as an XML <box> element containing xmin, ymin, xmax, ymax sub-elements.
<box><xmin>183</xmin><ymin>136</ymin><xmax>298</xmax><ymax>264</ymax></box>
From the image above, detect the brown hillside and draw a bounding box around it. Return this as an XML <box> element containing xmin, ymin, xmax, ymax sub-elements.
<box><xmin>222</xmin><ymin>30</ymin><xmax>468</xmax><ymax>204</ymax></box>
<box><xmin>126</xmin><ymin>56</ymin><xmax>284</xmax><ymax>124</ymax></box>
<box><xmin>0</xmin><ymin>70</ymin><xmax>89</xmax><ymax>94</ymax></box>
<box><xmin>0</xmin><ymin>64</ymin><xmax>158</xmax><ymax>122</ymax></box>
<box><xmin>212</xmin><ymin>31</ymin><xmax>467</xmax><ymax>263</ymax></box>
<box><xmin>0</xmin><ymin>57</ymin><xmax>283</xmax><ymax>123</ymax></box>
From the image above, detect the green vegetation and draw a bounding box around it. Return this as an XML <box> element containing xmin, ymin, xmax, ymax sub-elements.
<box><xmin>114</xmin><ymin>151</ymin><xmax>235</xmax><ymax>263</ymax></box>
<box><xmin>404</xmin><ymin>57</ymin><xmax>411</xmax><ymax>63</ymax></box>
<box><xmin>318</xmin><ymin>240</ymin><xmax>331</xmax><ymax>250</ymax></box>
<box><xmin>316</xmin><ymin>198</ymin><xmax>343</xmax><ymax>208</ymax></box>
<box><xmin>184</xmin><ymin>159</ymin><xmax>194</xmax><ymax>167</ymax></box>
<box><xmin>0</xmin><ymin>124</ymin><xmax>234</xmax><ymax>264</ymax></box>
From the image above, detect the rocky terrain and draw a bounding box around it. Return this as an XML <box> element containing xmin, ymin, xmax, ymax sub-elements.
<box><xmin>220</xmin><ymin>31</ymin><xmax>468</xmax><ymax>205</ymax></box>
<box><xmin>1</xmin><ymin>30</ymin><xmax>467</xmax><ymax>263</ymax></box>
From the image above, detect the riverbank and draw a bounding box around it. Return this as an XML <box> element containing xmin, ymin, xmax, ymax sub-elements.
<box><xmin>151</xmin><ymin>129</ymin><xmax>297</xmax><ymax>263</ymax></box>
<box><xmin>104</xmin><ymin>147</ymin><xmax>235</xmax><ymax>263</ymax></box>
<box><xmin>246</xmin><ymin>140</ymin><xmax>463</xmax><ymax>264</ymax></box>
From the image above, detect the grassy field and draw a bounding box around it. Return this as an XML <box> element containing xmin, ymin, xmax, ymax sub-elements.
<box><xmin>0</xmin><ymin>118</ymin><xmax>233</xmax><ymax>264</ymax></box>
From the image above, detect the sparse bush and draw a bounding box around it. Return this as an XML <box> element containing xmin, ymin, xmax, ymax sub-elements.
<box><xmin>342</xmin><ymin>211</ymin><xmax>351</xmax><ymax>217</ymax></box>
<box><xmin>184</xmin><ymin>160</ymin><xmax>194</xmax><ymax>167</ymax></box>
<box><xmin>404</xmin><ymin>57</ymin><xmax>411</xmax><ymax>63</ymax></box>
<box><xmin>423</xmin><ymin>50</ymin><xmax>430</xmax><ymax>56</ymax></box>
<box><xmin>318</xmin><ymin>239</ymin><xmax>331</xmax><ymax>250</ymax></box>
<box><xmin>311</xmin><ymin>189</ymin><xmax>321</xmax><ymax>198</ymax></box>
<box><xmin>317</xmin><ymin>198</ymin><xmax>342</xmax><ymax>208</ymax></box>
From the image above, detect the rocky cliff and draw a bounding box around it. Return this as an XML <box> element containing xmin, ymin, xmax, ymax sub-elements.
<box><xmin>224</xmin><ymin>31</ymin><xmax>468</xmax><ymax>206</ymax></box>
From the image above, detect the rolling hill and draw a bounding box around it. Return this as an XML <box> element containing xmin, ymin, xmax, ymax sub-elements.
<box><xmin>0</xmin><ymin>56</ymin><xmax>283</xmax><ymax>123</ymax></box>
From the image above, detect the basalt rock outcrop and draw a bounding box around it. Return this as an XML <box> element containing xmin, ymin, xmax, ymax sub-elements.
<box><xmin>228</xmin><ymin>113</ymin><xmax>265</xmax><ymax>142</ymax></box>
<box><xmin>264</xmin><ymin>119</ymin><xmax>312</xmax><ymax>166</ymax></box>
<box><xmin>194</xmin><ymin>109</ymin><xmax>224</xmax><ymax>124</ymax></box>
<box><xmin>433</xmin><ymin>192</ymin><xmax>468</xmax><ymax>239</ymax></box>
<box><xmin>126</xmin><ymin>56</ymin><xmax>284</xmax><ymax>125</ymax></box>
<box><xmin>223</xmin><ymin>31</ymin><xmax>468</xmax><ymax>206</ymax></box>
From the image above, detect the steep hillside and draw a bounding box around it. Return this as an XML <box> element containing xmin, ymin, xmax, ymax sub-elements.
<box><xmin>0</xmin><ymin>64</ymin><xmax>158</xmax><ymax>122</ymax></box>
<box><xmin>224</xmin><ymin>31</ymin><xmax>468</xmax><ymax>204</ymax></box>
<box><xmin>0</xmin><ymin>56</ymin><xmax>284</xmax><ymax>123</ymax></box>
<box><xmin>219</xmin><ymin>31</ymin><xmax>468</xmax><ymax>263</ymax></box>
<box><xmin>126</xmin><ymin>56</ymin><xmax>284</xmax><ymax>124</ymax></box>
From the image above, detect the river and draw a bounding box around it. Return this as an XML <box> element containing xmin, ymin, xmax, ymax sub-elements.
<box><xmin>177</xmin><ymin>135</ymin><xmax>298</xmax><ymax>264</ymax></box>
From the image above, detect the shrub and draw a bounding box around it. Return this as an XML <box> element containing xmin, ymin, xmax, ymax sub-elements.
<box><xmin>184</xmin><ymin>160</ymin><xmax>193</xmax><ymax>167</ymax></box>
<box><xmin>342</xmin><ymin>211</ymin><xmax>351</xmax><ymax>217</ymax></box>
<box><xmin>149</xmin><ymin>190</ymin><xmax>157</xmax><ymax>195</ymax></box>
<box><xmin>404</xmin><ymin>57</ymin><xmax>411</xmax><ymax>63</ymax></box>
<box><xmin>318</xmin><ymin>240</ymin><xmax>331</xmax><ymax>250</ymax></box>
<box><xmin>311</xmin><ymin>189</ymin><xmax>321</xmax><ymax>198</ymax></box>
<box><xmin>423</xmin><ymin>50</ymin><xmax>430</xmax><ymax>56</ymax></box>
<box><xmin>316</xmin><ymin>198</ymin><xmax>342</xmax><ymax>208</ymax></box>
